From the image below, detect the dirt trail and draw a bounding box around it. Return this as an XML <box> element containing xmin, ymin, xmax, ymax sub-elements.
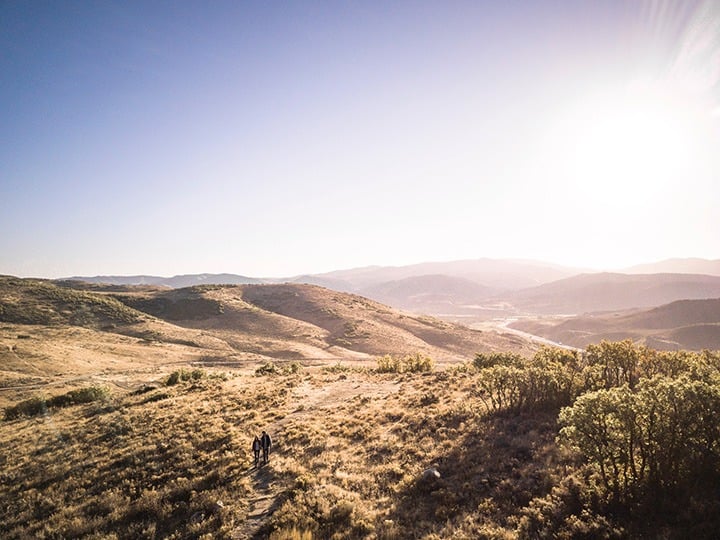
<box><xmin>230</xmin><ymin>373</ymin><xmax>401</xmax><ymax>538</ymax></box>
<box><xmin>232</xmin><ymin>465</ymin><xmax>278</xmax><ymax>540</ymax></box>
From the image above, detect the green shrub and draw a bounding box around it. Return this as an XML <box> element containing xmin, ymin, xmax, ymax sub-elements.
<box><xmin>256</xmin><ymin>362</ymin><xmax>279</xmax><ymax>376</ymax></box>
<box><xmin>166</xmin><ymin>368</ymin><xmax>206</xmax><ymax>386</ymax></box>
<box><xmin>474</xmin><ymin>362</ymin><xmax>578</xmax><ymax>412</ymax></box>
<box><xmin>4</xmin><ymin>396</ymin><xmax>47</xmax><ymax>420</ymax></box>
<box><xmin>59</xmin><ymin>385</ymin><xmax>109</xmax><ymax>405</ymax></box>
<box><xmin>559</xmin><ymin>374</ymin><xmax>720</xmax><ymax>506</ymax></box>
<box><xmin>473</xmin><ymin>352</ymin><xmax>526</xmax><ymax>370</ymax></box>
<box><xmin>375</xmin><ymin>353</ymin><xmax>434</xmax><ymax>373</ymax></box>
<box><xmin>323</xmin><ymin>362</ymin><xmax>352</xmax><ymax>374</ymax></box>
<box><xmin>376</xmin><ymin>354</ymin><xmax>402</xmax><ymax>373</ymax></box>
<box><xmin>255</xmin><ymin>361</ymin><xmax>302</xmax><ymax>376</ymax></box>
<box><xmin>287</xmin><ymin>361</ymin><xmax>302</xmax><ymax>374</ymax></box>
<box><xmin>403</xmin><ymin>353</ymin><xmax>433</xmax><ymax>373</ymax></box>
<box><xmin>4</xmin><ymin>385</ymin><xmax>109</xmax><ymax>420</ymax></box>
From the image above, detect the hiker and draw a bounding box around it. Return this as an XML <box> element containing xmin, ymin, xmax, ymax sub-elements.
<box><xmin>252</xmin><ymin>435</ymin><xmax>261</xmax><ymax>467</ymax></box>
<box><xmin>260</xmin><ymin>430</ymin><xmax>272</xmax><ymax>464</ymax></box>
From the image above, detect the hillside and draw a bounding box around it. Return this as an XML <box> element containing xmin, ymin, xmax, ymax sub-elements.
<box><xmin>0</xmin><ymin>278</ymin><xmax>535</xmax><ymax>377</ymax></box>
<box><xmin>2</xmin><ymin>277</ymin><xmax>719</xmax><ymax>538</ymax></box>
<box><xmin>503</xmin><ymin>272</ymin><xmax>720</xmax><ymax>315</ymax></box>
<box><xmin>112</xmin><ymin>283</ymin><xmax>535</xmax><ymax>361</ymax></box>
<box><xmin>2</xmin><ymin>342</ymin><xmax>718</xmax><ymax>539</ymax></box>
<box><xmin>0</xmin><ymin>276</ymin><xmax>147</xmax><ymax>328</ymax></box>
<box><xmin>63</xmin><ymin>260</ymin><xmax>720</xmax><ymax>322</ymax></box>
<box><xmin>510</xmin><ymin>297</ymin><xmax>720</xmax><ymax>350</ymax></box>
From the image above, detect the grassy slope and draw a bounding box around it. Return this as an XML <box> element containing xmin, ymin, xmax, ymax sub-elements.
<box><xmin>2</xmin><ymin>277</ymin><xmax>718</xmax><ymax>538</ymax></box>
<box><xmin>1</xmin><ymin>278</ymin><xmax>535</xmax><ymax>384</ymax></box>
<box><xmin>0</xmin><ymin>366</ymin><xmax>565</xmax><ymax>539</ymax></box>
<box><xmin>0</xmin><ymin>276</ymin><xmax>146</xmax><ymax>328</ymax></box>
<box><xmin>0</xmin><ymin>278</ymin><xmax>555</xmax><ymax>538</ymax></box>
<box><xmin>111</xmin><ymin>283</ymin><xmax>536</xmax><ymax>362</ymax></box>
<box><xmin>236</xmin><ymin>283</ymin><xmax>535</xmax><ymax>360</ymax></box>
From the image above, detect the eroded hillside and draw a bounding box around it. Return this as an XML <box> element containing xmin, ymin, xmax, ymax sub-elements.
<box><xmin>0</xmin><ymin>278</ymin><xmax>535</xmax><ymax>404</ymax></box>
<box><xmin>108</xmin><ymin>282</ymin><xmax>535</xmax><ymax>362</ymax></box>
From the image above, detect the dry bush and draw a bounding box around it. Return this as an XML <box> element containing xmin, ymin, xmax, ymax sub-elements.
<box><xmin>165</xmin><ymin>368</ymin><xmax>206</xmax><ymax>385</ymax></box>
<box><xmin>375</xmin><ymin>353</ymin><xmax>434</xmax><ymax>373</ymax></box>
<box><xmin>256</xmin><ymin>361</ymin><xmax>303</xmax><ymax>376</ymax></box>
<box><xmin>4</xmin><ymin>385</ymin><xmax>109</xmax><ymax>420</ymax></box>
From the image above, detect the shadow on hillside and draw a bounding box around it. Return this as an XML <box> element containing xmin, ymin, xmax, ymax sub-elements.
<box><xmin>384</xmin><ymin>409</ymin><xmax>560</xmax><ymax>535</ymax></box>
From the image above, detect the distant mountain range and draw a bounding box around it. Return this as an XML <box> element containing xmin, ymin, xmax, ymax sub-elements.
<box><xmin>310</xmin><ymin>258</ymin><xmax>584</xmax><ymax>290</ymax></box>
<box><xmin>65</xmin><ymin>273</ymin><xmax>263</xmax><ymax>289</ymax></box>
<box><xmin>504</xmin><ymin>272</ymin><xmax>720</xmax><ymax>315</ymax></box>
<box><xmin>64</xmin><ymin>258</ymin><xmax>720</xmax><ymax>319</ymax></box>
<box><xmin>7</xmin><ymin>256</ymin><xmax>720</xmax><ymax>353</ymax></box>
<box><xmin>622</xmin><ymin>258</ymin><xmax>720</xmax><ymax>276</ymax></box>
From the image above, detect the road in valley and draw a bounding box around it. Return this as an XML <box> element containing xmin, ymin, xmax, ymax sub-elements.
<box><xmin>470</xmin><ymin>318</ymin><xmax>581</xmax><ymax>351</ymax></box>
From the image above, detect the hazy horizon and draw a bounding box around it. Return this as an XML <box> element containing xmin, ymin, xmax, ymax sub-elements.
<box><xmin>4</xmin><ymin>255</ymin><xmax>718</xmax><ymax>282</ymax></box>
<box><xmin>3</xmin><ymin>1</ymin><xmax>719</xmax><ymax>279</ymax></box>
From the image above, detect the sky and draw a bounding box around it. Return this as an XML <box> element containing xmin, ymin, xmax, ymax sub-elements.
<box><xmin>2</xmin><ymin>0</ymin><xmax>719</xmax><ymax>279</ymax></box>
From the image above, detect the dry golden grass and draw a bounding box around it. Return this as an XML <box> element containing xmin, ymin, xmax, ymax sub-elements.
<box><xmin>5</xmin><ymin>279</ymin><xmax>720</xmax><ymax>538</ymax></box>
<box><xmin>1</xmin><ymin>360</ymin><xmax>568</xmax><ymax>539</ymax></box>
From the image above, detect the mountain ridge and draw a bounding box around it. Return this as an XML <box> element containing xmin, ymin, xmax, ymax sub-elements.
<box><xmin>510</xmin><ymin>297</ymin><xmax>720</xmax><ymax>350</ymax></box>
<box><xmin>503</xmin><ymin>272</ymin><xmax>720</xmax><ymax>315</ymax></box>
<box><xmin>56</xmin><ymin>258</ymin><xmax>720</xmax><ymax>323</ymax></box>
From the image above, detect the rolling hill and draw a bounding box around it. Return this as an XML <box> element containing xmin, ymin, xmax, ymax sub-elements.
<box><xmin>503</xmin><ymin>272</ymin><xmax>720</xmax><ymax>315</ymax></box>
<box><xmin>64</xmin><ymin>258</ymin><xmax>583</xmax><ymax>320</ymax></box>
<box><xmin>510</xmin><ymin>297</ymin><xmax>720</xmax><ymax>350</ymax></box>
<box><xmin>57</xmin><ymin>259</ymin><xmax>720</xmax><ymax>325</ymax></box>
<box><xmin>0</xmin><ymin>276</ymin><xmax>147</xmax><ymax>328</ymax></box>
<box><xmin>112</xmin><ymin>282</ymin><xmax>535</xmax><ymax>361</ymax></box>
<box><xmin>0</xmin><ymin>277</ymin><xmax>535</xmax><ymax>380</ymax></box>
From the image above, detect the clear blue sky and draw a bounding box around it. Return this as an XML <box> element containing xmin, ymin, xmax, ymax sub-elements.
<box><xmin>2</xmin><ymin>1</ymin><xmax>719</xmax><ymax>278</ymax></box>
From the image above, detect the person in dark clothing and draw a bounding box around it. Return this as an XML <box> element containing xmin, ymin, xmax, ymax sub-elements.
<box><xmin>252</xmin><ymin>435</ymin><xmax>261</xmax><ymax>467</ymax></box>
<box><xmin>260</xmin><ymin>430</ymin><xmax>272</xmax><ymax>464</ymax></box>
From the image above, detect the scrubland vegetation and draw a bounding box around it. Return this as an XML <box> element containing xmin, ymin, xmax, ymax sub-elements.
<box><xmin>1</xmin><ymin>341</ymin><xmax>719</xmax><ymax>538</ymax></box>
<box><xmin>0</xmin><ymin>277</ymin><xmax>144</xmax><ymax>327</ymax></box>
<box><xmin>4</xmin><ymin>385</ymin><xmax>109</xmax><ymax>421</ymax></box>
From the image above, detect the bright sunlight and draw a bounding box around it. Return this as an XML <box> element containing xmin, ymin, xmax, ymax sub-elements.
<box><xmin>540</xmin><ymin>80</ymin><xmax>714</xmax><ymax>209</ymax></box>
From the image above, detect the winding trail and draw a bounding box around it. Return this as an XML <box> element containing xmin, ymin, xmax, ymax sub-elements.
<box><xmin>232</xmin><ymin>465</ymin><xmax>277</xmax><ymax>540</ymax></box>
<box><xmin>229</xmin><ymin>372</ymin><xmax>402</xmax><ymax>539</ymax></box>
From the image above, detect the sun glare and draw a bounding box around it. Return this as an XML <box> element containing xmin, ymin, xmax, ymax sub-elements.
<box><xmin>541</xmin><ymin>81</ymin><xmax>713</xmax><ymax>207</ymax></box>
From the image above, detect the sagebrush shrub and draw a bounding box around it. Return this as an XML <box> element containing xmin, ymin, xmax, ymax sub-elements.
<box><xmin>4</xmin><ymin>385</ymin><xmax>109</xmax><ymax>420</ymax></box>
<box><xmin>376</xmin><ymin>353</ymin><xmax>433</xmax><ymax>373</ymax></box>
